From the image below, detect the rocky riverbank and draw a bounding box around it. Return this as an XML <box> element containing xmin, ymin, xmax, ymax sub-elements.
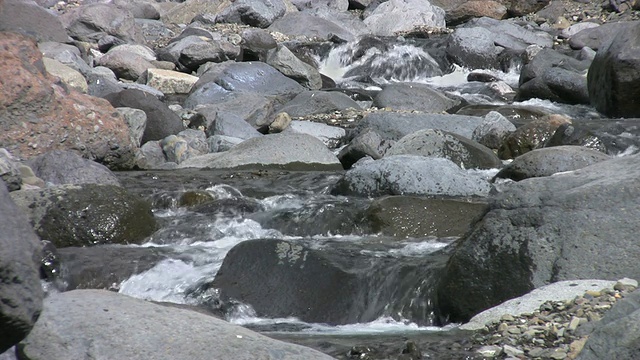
<box><xmin>2</xmin><ymin>0</ymin><xmax>640</xmax><ymax>359</ymax></box>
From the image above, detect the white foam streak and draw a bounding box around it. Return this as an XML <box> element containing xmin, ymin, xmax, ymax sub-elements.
<box><xmin>119</xmin><ymin>259</ymin><xmax>216</xmax><ymax>303</ymax></box>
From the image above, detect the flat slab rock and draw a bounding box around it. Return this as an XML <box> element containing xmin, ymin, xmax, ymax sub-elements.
<box><xmin>460</xmin><ymin>279</ymin><xmax>617</xmax><ymax>331</ymax></box>
<box><xmin>17</xmin><ymin>290</ymin><xmax>334</xmax><ymax>360</ymax></box>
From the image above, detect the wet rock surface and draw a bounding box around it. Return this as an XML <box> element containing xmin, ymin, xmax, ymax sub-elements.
<box><xmin>4</xmin><ymin>0</ymin><xmax>640</xmax><ymax>358</ymax></box>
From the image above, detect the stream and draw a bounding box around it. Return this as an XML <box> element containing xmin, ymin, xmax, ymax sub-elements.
<box><xmin>105</xmin><ymin>39</ymin><xmax>604</xmax><ymax>359</ymax></box>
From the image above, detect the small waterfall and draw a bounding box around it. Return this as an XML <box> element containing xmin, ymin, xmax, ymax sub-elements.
<box><xmin>318</xmin><ymin>37</ymin><xmax>445</xmax><ymax>85</ymax></box>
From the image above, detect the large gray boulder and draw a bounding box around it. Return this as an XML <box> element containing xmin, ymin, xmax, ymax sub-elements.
<box><xmin>104</xmin><ymin>89</ymin><xmax>184</xmax><ymax>145</ymax></box>
<box><xmin>193</xmin><ymin>61</ymin><xmax>305</xmax><ymax>104</ymax></box>
<box><xmin>446</xmin><ymin>27</ymin><xmax>502</xmax><ymax>69</ymax></box>
<box><xmin>332</xmin><ymin>155</ymin><xmax>491</xmax><ymax>197</ymax></box>
<box><xmin>588</xmin><ymin>21</ymin><xmax>640</xmax><ymax>118</ymax></box>
<box><xmin>493</xmin><ymin>145</ymin><xmax>611</xmax><ymax>181</ymax></box>
<box><xmin>178</xmin><ymin>133</ymin><xmax>342</xmax><ymax>170</ymax></box>
<box><xmin>60</xmin><ymin>3</ymin><xmax>142</xmax><ymax>43</ymax></box>
<box><xmin>546</xmin><ymin>119</ymin><xmax>640</xmax><ymax>155</ymax></box>
<box><xmin>266</xmin><ymin>44</ymin><xmax>322</xmax><ymax>89</ymax></box>
<box><xmin>26</xmin><ymin>150</ymin><xmax>121</xmax><ymax>186</ymax></box>
<box><xmin>268</xmin><ymin>12</ymin><xmax>356</xmax><ymax>41</ymax></box>
<box><xmin>0</xmin><ymin>182</ymin><xmax>43</xmax><ymax>352</ymax></box>
<box><xmin>0</xmin><ymin>0</ymin><xmax>69</xmax><ymax>43</ymax></box>
<box><xmin>355</xmin><ymin>112</ymin><xmax>489</xmax><ymax>140</ymax></box>
<box><xmin>460</xmin><ymin>17</ymin><xmax>554</xmax><ymax>50</ymax></box>
<box><xmin>215</xmin><ymin>0</ymin><xmax>287</xmax><ymax>28</ymax></box>
<box><xmin>211</xmin><ymin>238</ymin><xmax>448</xmax><ymax>325</ymax></box>
<box><xmin>367</xmin><ymin>196</ymin><xmax>488</xmax><ymax>238</ymax></box>
<box><xmin>363</xmin><ymin>0</ymin><xmax>445</xmax><ymax>36</ymax></box>
<box><xmin>517</xmin><ymin>48</ymin><xmax>590</xmax><ymax>105</ymax></box>
<box><xmin>437</xmin><ymin>153</ymin><xmax>640</xmax><ymax>322</ymax></box>
<box><xmin>373</xmin><ymin>82</ymin><xmax>460</xmax><ymax>113</ymax></box>
<box><xmin>17</xmin><ymin>290</ymin><xmax>334</xmax><ymax>360</ymax></box>
<box><xmin>277</xmin><ymin>91</ymin><xmax>361</xmax><ymax>117</ymax></box>
<box><xmin>385</xmin><ymin>129</ymin><xmax>502</xmax><ymax>169</ymax></box>
<box><xmin>569</xmin><ymin>22</ymin><xmax>633</xmax><ymax>51</ymax></box>
<box><xmin>189</xmin><ymin>93</ymin><xmax>275</xmax><ymax>128</ymax></box>
<box><xmin>10</xmin><ymin>184</ymin><xmax>156</xmax><ymax>248</ymax></box>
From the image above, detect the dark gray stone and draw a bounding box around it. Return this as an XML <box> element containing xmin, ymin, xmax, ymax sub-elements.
<box><xmin>517</xmin><ymin>48</ymin><xmax>590</xmax><ymax>105</ymax></box>
<box><xmin>569</xmin><ymin>22</ymin><xmax>634</xmax><ymax>51</ymax></box>
<box><xmin>58</xmin><ymin>245</ymin><xmax>175</xmax><ymax>291</ymax></box>
<box><xmin>277</xmin><ymin>91</ymin><xmax>361</xmax><ymax>117</ymax></box>
<box><xmin>86</xmin><ymin>68</ymin><xmax>124</xmax><ymax>98</ymax></box>
<box><xmin>0</xmin><ymin>182</ymin><xmax>43</xmax><ymax>352</ymax></box>
<box><xmin>240</xmin><ymin>28</ymin><xmax>277</xmax><ymax>61</ymax></box>
<box><xmin>367</xmin><ymin>196</ymin><xmax>488</xmax><ymax>238</ymax></box>
<box><xmin>212</xmin><ymin>238</ymin><xmax>448</xmax><ymax>325</ymax></box>
<box><xmin>94</xmin><ymin>49</ymin><xmax>154</xmax><ymax>81</ymax></box>
<box><xmin>374</xmin><ymin>83</ymin><xmax>460</xmax><ymax>113</ymax></box>
<box><xmin>216</xmin><ymin>0</ymin><xmax>287</xmax><ymax>28</ymax></box>
<box><xmin>27</xmin><ymin>150</ymin><xmax>121</xmax><ymax>187</ymax></box>
<box><xmin>265</xmin><ymin>44</ymin><xmax>322</xmax><ymax>89</ymax></box>
<box><xmin>192</xmin><ymin>94</ymin><xmax>275</xmax><ymax>128</ymax></box>
<box><xmin>18</xmin><ymin>290</ymin><xmax>334</xmax><ymax>360</ymax></box>
<box><xmin>338</xmin><ymin>128</ymin><xmax>391</xmax><ymax>169</ymax></box>
<box><xmin>104</xmin><ymin>89</ymin><xmax>184</xmax><ymax>145</ymax></box>
<box><xmin>0</xmin><ymin>0</ymin><xmax>69</xmax><ymax>43</ymax></box>
<box><xmin>588</xmin><ymin>22</ymin><xmax>640</xmax><ymax>118</ymax></box>
<box><xmin>39</xmin><ymin>42</ymin><xmax>91</xmax><ymax>76</ymax></box>
<box><xmin>385</xmin><ymin>129</ymin><xmax>502</xmax><ymax>169</ymax></box>
<box><xmin>447</xmin><ymin>27</ymin><xmax>502</xmax><ymax>69</ymax></box>
<box><xmin>249</xmin><ymin>198</ymin><xmax>371</xmax><ymax>237</ymax></box>
<box><xmin>355</xmin><ymin>112</ymin><xmax>489</xmax><ymax>140</ymax></box>
<box><xmin>10</xmin><ymin>184</ymin><xmax>156</xmax><ymax>248</ymax></box>
<box><xmin>437</xmin><ymin>153</ymin><xmax>640</xmax><ymax>322</ymax></box>
<box><xmin>546</xmin><ymin>119</ymin><xmax>640</xmax><ymax>155</ymax></box>
<box><xmin>60</xmin><ymin>3</ymin><xmax>141</xmax><ymax>43</ymax></box>
<box><xmin>183</xmin><ymin>81</ymin><xmax>231</xmax><ymax>109</ymax></box>
<box><xmin>472</xmin><ymin>111</ymin><xmax>516</xmax><ymax>150</ymax></box>
<box><xmin>332</xmin><ymin>155</ymin><xmax>491</xmax><ymax>197</ymax></box>
<box><xmin>194</xmin><ymin>61</ymin><xmax>305</xmax><ymax>104</ymax></box>
<box><xmin>268</xmin><ymin>12</ymin><xmax>355</xmax><ymax>41</ymax></box>
<box><xmin>493</xmin><ymin>145</ymin><xmax>611</xmax><ymax>181</ymax></box>
<box><xmin>0</xmin><ymin>149</ymin><xmax>22</xmax><ymax>191</ymax></box>
<box><xmin>461</xmin><ymin>17</ymin><xmax>553</xmax><ymax>50</ymax></box>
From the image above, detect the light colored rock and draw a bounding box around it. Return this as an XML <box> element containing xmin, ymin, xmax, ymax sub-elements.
<box><xmin>117</xmin><ymin>107</ymin><xmax>147</xmax><ymax>148</ymax></box>
<box><xmin>283</xmin><ymin>120</ymin><xmax>346</xmax><ymax>148</ymax></box>
<box><xmin>363</xmin><ymin>0</ymin><xmax>445</xmax><ymax>36</ymax></box>
<box><xmin>19</xmin><ymin>290</ymin><xmax>335</xmax><ymax>360</ymax></box>
<box><xmin>333</xmin><ymin>155</ymin><xmax>491</xmax><ymax>197</ymax></box>
<box><xmin>42</xmin><ymin>57</ymin><xmax>88</xmax><ymax>93</ymax></box>
<box><xmin>269</xmin><ymin>112</ymin><xmax>292</xmax><ymax>133</ymax></box>
<box><xmin>179</xmin><ymin>133</ymin><xmax>342</xmax><ymax>170</ymax></box>
<box><xmin>146</xmin><ymin>68</ymin><xmax>199</xmax><ymax>94</ymax></box>
<box><xmin>460</xmin><ymin>280</ymin><xmax>618</xmax><ymax>330</ymax></box>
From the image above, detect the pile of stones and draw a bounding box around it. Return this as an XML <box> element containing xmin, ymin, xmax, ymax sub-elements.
<box><xmin>470</xmin><ymin>279</ymin><xmax>638</xmax><ymax>359</ymax></box>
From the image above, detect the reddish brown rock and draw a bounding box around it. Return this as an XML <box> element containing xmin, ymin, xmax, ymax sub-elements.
<box><xmin>0</xmin><ymin>32</ymin><xmax>136</xmax><ymax>170</ymax></box>
<box><xmin>498</xmin><ymin>114</ymin><xmax>571</xmax><ymax>159</ymax></box>
<box><xmin>446</xmin><ymin>1</ymin><xmax>507</xmax><ymax>26</ymax></box>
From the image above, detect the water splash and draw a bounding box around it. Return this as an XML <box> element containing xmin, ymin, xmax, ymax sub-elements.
<box><xmin>319</xmin><ymin>39</ymin><xmax>444</xmax><ymax>84</ymax></box>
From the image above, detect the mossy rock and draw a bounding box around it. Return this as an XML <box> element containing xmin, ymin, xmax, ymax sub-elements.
<box><xmin>11</xmin><ymin>184</ymin><xmax>156</xmax><ymax>247</ymax></box>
